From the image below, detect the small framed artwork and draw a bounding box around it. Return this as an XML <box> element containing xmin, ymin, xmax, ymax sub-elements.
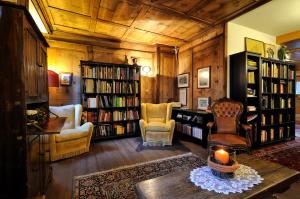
<box><xmin>264</xmin><ymin>43</ymin><xmax>276</xmax><ymax>59</ymax></box>
<box><xmin>179</xmin><ymin>88</ymin><xmax>187</xmax><ymax>106</ymax></box>
<box><xmin>198</xmin><ymin>97</ymin><xmax>210</xmax><ymax>110</ymax></box>
<box><xmin>177</xmin><ymin>73</ymin><xmax>189</xmax><ymax>88</ymax></box>
<box><xmin>198</xmin><ymin>67</ymin><xmax>210</xmax><ymax>88</ymax></box>
<box><xmin>60</xmin><ymin>72</ymin><xmax>73</xmax><ymax>86</ymax></box>
<box><xmin>245</xmin><ymin>37</ymin><xmax>265</xmax><ymax>56</ymax></box>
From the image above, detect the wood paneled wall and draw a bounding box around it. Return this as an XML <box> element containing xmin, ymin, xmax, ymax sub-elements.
<box><xmin>178</xmin><ymin>25</ymin><xmax>226</xmax><ymax>109</ymax></box>
<box><xmin>47</xmin><ymin>40</ymin><xmax>176</xmax><ymax>106</ymax></box>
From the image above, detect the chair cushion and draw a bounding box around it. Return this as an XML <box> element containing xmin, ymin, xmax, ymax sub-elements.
<box><xmin>209</xmin><ymin>134</ymin><xmax>247</xmax><ymax>147</ymax></box>
<box><xmin>50</xmin><ymin>105</ymin><xmax>75</xmax><ymax>130</ymax></box>
<box><xmin>55</xmin><ymin>128</ymin><xmax>88</xmax><ymax>143</ymax></box>
<box><xmin>145</xmin><ymin>122</ymin><xmax>170</xmax><ymax>132</ymax></box>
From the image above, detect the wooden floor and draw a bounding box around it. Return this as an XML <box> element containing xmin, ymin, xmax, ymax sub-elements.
<box><xmin>46</xmin><ymin>137</ymin><xmax>207</xmax><ymax>199</ymax></box>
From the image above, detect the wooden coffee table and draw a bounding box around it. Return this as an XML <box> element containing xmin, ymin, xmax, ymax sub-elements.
<box><xmin>135</xmin><ymin>154</ymin><xmax>300</xmax><ymax>199</ymax></box>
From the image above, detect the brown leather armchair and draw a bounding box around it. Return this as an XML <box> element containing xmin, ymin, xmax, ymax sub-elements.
<box><xmin>207</xmin><ymin>98</ymin><xmax>252</xmax><ymax>152</ymax></box>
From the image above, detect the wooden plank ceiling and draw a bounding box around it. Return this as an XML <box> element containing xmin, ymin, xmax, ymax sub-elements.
<box><xmin>39</xmin><ymin>0</ymin><xmax>268</xmax><ymax>46</ymax></box>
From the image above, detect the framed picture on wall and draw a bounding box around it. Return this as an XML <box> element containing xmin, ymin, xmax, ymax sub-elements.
<box><xmin>197</xmin><ymin>97</ymin><xmax>210</xmax><ymax>110</ymax></box>
<box><xmin>197</xmin><ymin>67</ymin><xmax>210</xmax><ymax>88</ymax></box>
<box><xmin>60</xmin><ymin>72</ymin><xmax>73</xmax><ymax>86</ymax></box>
<box><xmin>177</xmin><ymin>73</ymin><xmax>189</xmax><ymax>88</ymax></box>
<box><xmin>179</xmin><ymin>88</ymin><xmax>187</xmax><ymax>106</ymax></box>
<box><xmin>245</xmin><ymin>37</ymin><xmax>265</xmax><ymax>56</ymax></box>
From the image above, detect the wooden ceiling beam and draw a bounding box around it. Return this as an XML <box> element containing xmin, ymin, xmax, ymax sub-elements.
<box><xmin>125</xmin><ymin>0</ymin><xmax>213</xmax><ymax>26</ymax></box>
<box><xmin>45</xmin><ymin>30</ymin><xmax>157</xmax><ymax>52</ymax></box>
<box><xmin>277</xmin><ymin>30</ymin><xmax>300</xmax><ymax>44</ymax></box>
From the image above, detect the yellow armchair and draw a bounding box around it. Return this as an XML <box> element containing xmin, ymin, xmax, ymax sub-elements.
<box><xmin>139</xmin><ymin>103</ymin><xmax>175</xmax><ymax>146</ymax></box>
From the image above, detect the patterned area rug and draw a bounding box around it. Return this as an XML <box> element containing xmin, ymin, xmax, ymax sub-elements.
<box><xmin>73</xmin><ymin>153</ymin><xmax>205</xmax><ymax>199</ymax></box>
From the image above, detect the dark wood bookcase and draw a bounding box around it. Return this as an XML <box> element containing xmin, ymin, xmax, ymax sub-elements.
<box><xmin>80</xmin><ymin>61</ymin><xmax>141</xmax><ymax>141</ymax></box>
<box><xmin>171</xmin><ymin>108</ymin><xmax>213</xmax><ymax>147</ymax></box>
<box><xmin>230</xmin><ymin>51</ymin><xmax>296</xmax><ymax>147</ymax></box>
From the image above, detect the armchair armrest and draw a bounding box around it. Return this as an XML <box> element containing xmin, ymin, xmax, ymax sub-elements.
<box><xmin>139</xmin><ymin>119</ymin><xmax>148</xmax><ymax>141</ymax></box>
<box><xmin>241</xmin><ymin>124</ymin><xmax>252</xmax><ymax>147</ymax></box>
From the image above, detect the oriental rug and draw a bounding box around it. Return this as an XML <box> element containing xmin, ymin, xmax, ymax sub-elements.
<box><xmin>73</xmin><ymin>153</ymin><xmax>205</xmax><ymax>199</ymax></box>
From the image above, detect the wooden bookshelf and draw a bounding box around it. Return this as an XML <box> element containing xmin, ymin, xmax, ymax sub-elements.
<box><xmin>80</xmin><ymin>61</ymin><xmax>141</xmax><ymax>141</ymax></box>
<box><xmin>230</xmin><ymin>51</ymin><xmax>296</xmax><ymax>147</ymax></box>
<box><xmin>171</xmin><ymin>108</ymin><xmax>213</xmax><ymax>147</ymax></box>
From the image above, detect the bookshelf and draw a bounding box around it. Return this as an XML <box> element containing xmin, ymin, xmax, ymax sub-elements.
<box><xmin>230</xmin><ymin>51</ymin><xmax>296</xmax><ymax>147</ymax></box>
<box><xmin>171</xmin><ymin>108</ymin><xmax>213</xmax><ymax>147</ymax></box>
<box><xmin>80</xmin><ymin>61</ymin><xmax>141</xmax><ymax>141</ymax></box>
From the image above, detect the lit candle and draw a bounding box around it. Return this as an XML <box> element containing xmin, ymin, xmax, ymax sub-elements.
<box><xmin>214</xmin><ymin>149</ymin><xmax>229</xmax><ymax>164</ymax></box>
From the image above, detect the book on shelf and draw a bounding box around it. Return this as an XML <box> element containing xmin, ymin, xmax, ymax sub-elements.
<box><xmin>182</xmin><ymin>115</ymin><xmax>192</xmax><ymax>121</ymax></box>
<box><xmin>113</xmin><ymin>111</ymin><xmax>126</xmax><ymax>121</ymax></box>
<box><xmin>279</xmin><ymin>114</ymin><xmax>283</xmax><ymax>123</ymax></box>
<box><xmin>127</xmin><ymin>68</ymin><xmax>140</xmax><ymax>80</ymax></box>
<box><xmin>270</xmin><ymin>115</ymin><xmax>274</xmax><ymax>125</ymax></box>
<box><xmin>113</xmin><ymin>81</ymin><xmax>127</xmax><ymax>94</ymax></box>
<box><xmin>99</xmin><ymin>95</ymin><xmax>111</xmax><ymax>108</ymax></box>
<box><xmin>247</xmin><ymin>114</ymin><xmax>258</xmax><ymax>122</ymax></box>
<box><xmin>84</xmin><ymin>97</ymin><xmax>98</xmax><ymax>108</ymax></box>
<box><xmin>85</xmin><ymin>79</ymin><xmax>94</xmax><ymax>93</ymax></box>
<box><xmin>287</xmin><ymin>126</ymin><xmax>290</xmax><ymax>138</ymax></box>
<box><xmin>262</xmin><ymin>96</ymin><xmax>268</xmax><ymax>109</ymax></box>
<box><xmin>127</xmin><ymin>110</ymin><xmax>139</xmax><ymax>120</ymax></box>
<box><xmin>271</xmin><ymin>63</ymin><xmax>279</xmax><ymax>78</ymax></box>
<box><xmin>262</xmin><ymin>62</ymin><xmax>270</xmax><ymax>77</ymax></box>
<box><xmin>261</xmin><ymin>130</ymin><xmax>267</xmax><ymax>143</ymax></box>
<box><xmin>280</xmin><ymin>65</ymin><xmax>288</xmax><ymax>79</ymax></box>
<box><xmin>127</xmin><ymin>96</ymin><xmax>139</xmax><ymax>107</ymax></box>
<box><xmin>182</xmin><ymin>124</ymin><xmax>192</xmax><ymax>136</ymax></box>
<box><xmin>288</xmin><ymin>98</ymin><xmax>292</xmax><ymax>108</ymax></box>
<box><xmin>280</xmin><ymin>98</ymin><xmax>286</xmax><ymax>108</ymax></box>
<box><xmin>192</xmin><ymin>127</ymin><xmax>202</xmax><ymax>140</ymax></box>
<box><xmin>83</xmin><ymin>66</ymin><xmax>93</xmax><ymax>78</ymax></box>
<box><xmin>86</xmin><ymin>111</ymin><xmax>97</xmax><ymax>122</ymax></box>
<box><xmin>191</xmin><ymin>115</ymin><xmax>203</xmax><ymax>124</ymax></box>
<box><xmin>279</xmin><ymin>82</ymin><xmax>285</xmax><ymax>93</ymax></box>
<box><xmin>261</xmin><ymin>114</ymin><xmax>266</xmax><ymax>125</ymax></box>
<box><xmin>176</xmin><ymin>114</ymin><xmax>183</xmax><ymax>119</ymax></box>
<box><xmin>94</xmin><ymin>125</ymin><xmax>112</xmax><ymax>137</ymax></box>
<box><xmin>176</xmin><ymin>122</ymin><xmax>182</xmax><ymax>132</ymax></box>
<box><xmin>113</xmin><ymin>67</ymin><xmax>126</xmax><ymax>80</ymax></box>
<box><xmin>270</xmin><ymin>97</ymin><xmax>275</xmax><ymax>109</ymax></box>
<box><xmin>98</xmin><ymin>111</ymin><xmax>112</xmax><ymax>122</ymax></box>
<box><xmin>114</xmin><ymin>124</ymin><xmax>125</xmax><ymax>135</ymax></box>
<box><xmin>247</xmin><ymin>106</ymin><xmax>256</xmax><ymax>112</ymax></box>
<box><xmin>248</xmin><ymin>71</ymin><xmax>255</xmax><ymax>84</ymax></box>
<box><xmin>288</xmin><ymin>81</ymin><xmax>294</xmax><ymax>93</ymax></box>
<box><xmin>113</xmin><ymin>96</ymin><xmax>126</xmax><ymax>107</ymax></box>
<box><xmin>279</xmin><ymin>127</ymin><xmax>284</xmax><ymax>139</ymax></box>
<box><xmin>262</xmin><ymin>80</ymin><xmax>268</xmax><ymax>93</ymax></box>
<box><xmin>288</xmin><ymin>69</ymin><xmax>295</xmax><ymax>79</ymax></box>
<box><xmin>96</xmin><ymin>80</ymin><xmax>112</xmax><ymax>93</ymax></box>
<box><xmin>270</xmin><ymin>128</ymin><xmax>274</xmax><ymax>141</ymax></box>
<box><xmin>127</xmin><ymin>122</ymin><xmax>138</xmax><ymax>134</ymax></box>
<box><xmin>271</xmin><ymin>83</ymin><xmax>278</xmax><ymax>93</ymax></box>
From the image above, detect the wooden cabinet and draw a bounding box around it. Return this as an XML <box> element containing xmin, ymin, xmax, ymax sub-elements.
<box><xmin>0</xmin><ymin>2</ymin><xmax>49</xmax><ymax>198</ymax></box>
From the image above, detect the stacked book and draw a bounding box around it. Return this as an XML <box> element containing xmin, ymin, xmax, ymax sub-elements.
<box><xmin>247</xmin><ymin>106</ymin><xmax>256</xmax><ymax>112</ymax></box>
<box><xmin>247</xmin><ymin>59</ymin><xmax>257</xmax><ymax>70</ymax></box>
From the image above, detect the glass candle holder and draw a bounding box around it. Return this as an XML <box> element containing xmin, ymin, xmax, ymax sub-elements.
<box><xmin>207</xmin><ymin>145</ymin><xmax>239</xmax><ymax>178</ymax></box>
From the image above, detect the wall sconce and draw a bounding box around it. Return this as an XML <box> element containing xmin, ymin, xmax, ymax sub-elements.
<box><xmin>48</xmin><ymin>70</ymin><xmax>59</xmax><ymax>87</ymax></box>
<box><xmin>142</xmin><ymin>66</ymin><xmax>151</xmax><ymax>75</ymax></box>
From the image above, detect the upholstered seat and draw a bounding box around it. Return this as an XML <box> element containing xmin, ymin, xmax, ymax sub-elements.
<box><xmin>45</xmin><ymin>104</ymin><xmax>94</xmax><ymax>161</ymax></box>
<box><xmin>207</xmin><ymin>98</ymin><xmax>252</xmax><ymax>152</ymax></box>
<box><xmin>139</xmin><ymin>103</ymin><xmax>175</xmax><ymax>146</ymax></box>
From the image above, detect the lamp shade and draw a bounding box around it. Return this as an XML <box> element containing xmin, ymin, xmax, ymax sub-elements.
<box><xmin>48</xmin><ymin>70</ymin><xmax>59</xmax><ymax>87</ymax></box>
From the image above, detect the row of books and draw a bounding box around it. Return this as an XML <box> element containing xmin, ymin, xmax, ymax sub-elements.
<box><xmin>82</xmin><ymin>66</ymin><xmax>139</xmax><ymax>80</ymax></box>
<box><xmin>262</xmin><ymin>96</ymin><xmax>294</xmax><ymax>109</ymax></box>
<box><xmin>176</xmin><ymin>114</ymin><xmax>204</xmax><ymax>124</ymax></box>
<box><xmin>84</xmin><ymin>80</ymin><xmax>139</xmax><ymax>94</ymax></box>
<box><xmin>113</xmin><ymin>96</ymin><xmax>126</xmax><ymax>107</ymax></box>
<box><xmin>262</xmin><ymin>62</ymin><xmax>295</xmax><ymax>79</ymax></box>
<box><xmin>112</xmin><ymin>82</ymin><xmax>139</xmax><ymax>94</ymax></box>
<box><xmin>261</xmin><ymin>126</ymin><xmax>291</xmax><ymax>143</ymax></box>
<box><xmin>248</xmin><ymin>59</ymin><xmax>258</xmax><ymax>68</ymax></box>
<box><xmin>127</xmin><ymin>96</ymin><xmax>139</xmax><ymax>107</ymax></box>
<box><xmin>93</xmin><ymin>122</ymin><xmax>139</xmax><ymax>137</ymax></box>
<box><xmin>261</xmin><ymin>113</ymin><xmax>293</xmax><ymax>125</ymax></box>
<box><xmin>175</xmin><ymin>123</ymin><xmax>203</xmax><ymax>140</ymax></box>
<box><xmin>113</xmin><ymin>110</ymin><xmax>140</xmax><ymax>121</ymax></box>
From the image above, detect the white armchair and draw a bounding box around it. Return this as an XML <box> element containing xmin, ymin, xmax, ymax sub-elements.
<box><xmin>46</xmin><ymin>104</ymin><xmax>94</xmax><ymax>161</ymax></box>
